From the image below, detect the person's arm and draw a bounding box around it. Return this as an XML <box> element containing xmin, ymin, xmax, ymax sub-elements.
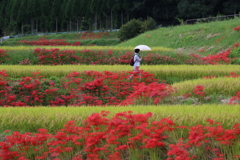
<box><xmin>135</xmin><ymin>55</ymin><xmax>142</xmax><ymax>62</ymax></box>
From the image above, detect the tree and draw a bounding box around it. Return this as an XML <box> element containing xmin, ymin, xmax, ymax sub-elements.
<box><xmin>140</xmin><ymin>17</ymin><xmax>157</xmax><ymax>33</ymax></box>
<box><xmin>177</xmin><ymin>0</ymin><xmax>223</xmax><ymax>19</ymax></box>
<box><xmin>222</xmin><ymin>0</ymin><xmax>240</xmax><ymax>15</ymax></box>
<box><xmin>17</xmin><ymin>0</ymin><xmax>29</xmax><ymax>34</ymax></box>
<box><xmin>118</xmin><ymin>19</ymin><xmax>142</xmax><ymax>41</ymax></box>
<box><xmin>71</xmin><ymin>0</ymin><xmax>84</xmax><ymax>31</ymax></box>
<box><xmin>50</xmin><ymin>0</ymin><xmax>60</xmax><ymax>32</ymax></box>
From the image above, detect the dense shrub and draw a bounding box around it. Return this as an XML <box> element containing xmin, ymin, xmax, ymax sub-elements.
<box><xmin>118</xmin><ymin>19</ymin><xmax>142</xmax><ymax>41</ymax></box>
<box><xmin>140</xmin><ymin>17</ymin><xmax>157</xmax><ymax>33</ymax></box>
<box><xmin>118</xmin><ymin>18</ymin><xmax>157</xmax><ymax>41</ymax></box>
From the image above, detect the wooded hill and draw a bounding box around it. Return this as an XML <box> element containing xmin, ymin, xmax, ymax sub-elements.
<box><xmin>0</xmin><ymin>0</ymin><xmax>240</xmax><ymax>36</ymax></box>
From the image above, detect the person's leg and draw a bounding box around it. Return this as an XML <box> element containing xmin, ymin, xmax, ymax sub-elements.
<box><xmin>129</xmin><ymin>66</ymin><xmax>140</xmax><ymax>79</ymax></box>
<box><xmin>128</xmin><ymin>66</ymin><xmax>141</xmax><ymax>80</ymax></box>
<box><xmin>128</xmin><ymin>66</ymin><xmax>135</xmax><ymax>80</ymax></box>
<box><xmin>135</xmin><ymin>66</ymin><xmax>141</xmax><ymax>79</ymax></box>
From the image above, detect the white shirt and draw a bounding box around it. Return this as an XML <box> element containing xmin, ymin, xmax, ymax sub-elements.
<box><xmin>133</xmin><ymin>53</ymin><xmax>142</xmax><ymax>67</ymax></box>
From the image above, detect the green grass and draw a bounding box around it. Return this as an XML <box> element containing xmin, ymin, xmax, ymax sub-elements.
<box><xmin>0</xmin><ymin>105</ymin><xmax>239</xmax><ymax>133</ymax></box>
<box><xmin>118</xmin><ymin>17</ymin><xmax>240</xmax><ymax>55</ymax></box>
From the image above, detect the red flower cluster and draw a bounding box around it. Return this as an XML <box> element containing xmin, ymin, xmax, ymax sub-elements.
<box><xmin>121</xmin><ymin>82</ymin><xmax>175</xmax><ymax>105</ymax></box>
<box><xmin>18</xmin><ymin>37</ymin><xmax>81</xmax><ymax>46</ymax></box>
<box><xmin>31</xmin><ymin>48</ymin><xmax>186</xmax><ymax>65</ymax></box>
<box><xmin>233</xmin><ymin>42</ymin><xmax>240</xmax><ymax>48</ymax></box>
<box><xmin>19</xmin><ymin>59</ymin><xmax>32</xmax><ymax>65</ymax></box>
<box><xmin>34</xmin><ymin>48</ymin><xmax>80</xmax><ymax>65</ymax></box>
<box><xmin>33</xmin><ymin>49</ymin><xmax>144</xmax><ymax>65</ymax></box>
<box><xmin>76</xmin><ymin>31</ymin><xmax>109</xmax><ymax>40</ymax></box>
<box><xmin>1</xmin><ymin>112</ymin><xmax>240</xmax><ymax>160</ymax></box>
<box><xmin>203</xmin><ymin>72</ymin><xmax>240</xmax><ymax>79</ymax></box>
<box><xmin>202</xmin><ymin>50</ymin><xmax>231</xmax><ymax>64</ymax></box>
<box><xmin>0</xmin><ymin>70</ymin><xmax>174</xmax><ymax>107</ymax></box>
<box><xmin>183</xmin><ymin>53</ymin><xmax>205</xmax><ymax>64</ymax></box>
<box><xmin>2</xmin><ymin>43</ymin><xmax>240</xmax><ymax>65</ymax></box>
<box><xmin>229</xmin><ymin>91</ymin><xmax>240</xmax><ymax>104</ymax></box>
<box><xmin>233</xmin><ymin>26</ymin><xmax>240</xmax><ymax>31</ymax></box>
<box><xmin>0</xmin><ymin>49</ymin><xmax>7</xmax><ymax>63</ymax></box>
<box><xmin>183</xmin><ymin>85</ymin><xmax>205</xmax><ymax>99</ymax></box>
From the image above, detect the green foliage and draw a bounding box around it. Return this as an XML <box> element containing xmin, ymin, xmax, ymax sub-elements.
<box><xmin>118</xmin><ymin>18</ymin><xmax>157</xmax><ymax>41</ymax></box>
<box><xmin>75</xmin><ymin>39</ymin><xmax>120</xmax><ymax>46</ymax></box>
<box><xmin>165</xmin><ymin>77</ymin><xmax>184</xmax><ymax>84</ymax></box>
<box><xmin>230</xmin><ymin>46</ymin><xmax>240</xmax><ymax>64</ymax></box>
<box><xmin>118</xmin><ymin>19</ymin><xmax>142</xmax><ymax>41</ymax></box>
<box><xmin>140</xmin><ymin>17</ymin><xmax>157</xmax><ymax>33</ymax></box>
<box><xmin>3</xmin><ymin>50</ymin><xmax>38</xmax><ymax>65</ymax></box>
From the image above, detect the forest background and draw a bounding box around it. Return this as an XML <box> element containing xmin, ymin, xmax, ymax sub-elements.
<box><xmin>0</xmin><ymin>0</ymin><xmax>240</xmax><ymax>36</ymax></box>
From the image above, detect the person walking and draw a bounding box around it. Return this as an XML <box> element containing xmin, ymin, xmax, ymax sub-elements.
<box><xmin>128</xmin><ymin>48</ymin><xmax>142</xmax><ymax>80</ymax></box>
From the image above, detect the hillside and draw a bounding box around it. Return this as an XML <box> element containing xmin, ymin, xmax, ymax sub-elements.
<box><xmin>1</xmin><ymin>18</ymin><xmax>240</xmax><ymax>56</ymax></box>
<box><xmin>118</xmin><ymin>17</ymin><xmax>240</xmax><ymax>55</ymax></box>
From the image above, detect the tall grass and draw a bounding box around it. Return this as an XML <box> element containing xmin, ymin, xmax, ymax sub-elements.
<box><xmin>0</xmin><ymin>105</ymin><xmax>239</xmax><ymax>133</ymax></box>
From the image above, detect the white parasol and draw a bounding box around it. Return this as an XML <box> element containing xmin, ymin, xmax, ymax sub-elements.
<box><xmin>134</xmin><ymin>45</ymin><xmax>152</xmax><ymax>51</ymax></box>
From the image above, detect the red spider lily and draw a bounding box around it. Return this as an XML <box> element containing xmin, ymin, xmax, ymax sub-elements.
<box><xmin>214</xmin><ymin>38</ymin><xmax>223</xmax><ymax>44</ymax></box>
<box><xmin>30</xmin><ymin>46</ymin><xmax>237</xmax><ymax>65</ymax></box>
<box><xmin>0</xmin><ymin>49</ymin><xmax>7</xmax><ymax>63</ymax></box>
<box><xmin>182</xmin><ymin>85</ymin><xmax>206</xmax><ymax>100</ymax></box>
<box><xmin>18</xmin><ymin>38</ymin><xmax>81</xmax><ymax>46</ymax></box>
<box><xmin>233</xmin><ymin>26</ymin><xmax>240</xmax><ymax>31</ymax></box>
<box><xmin>229</xmin><ymin>91</ymin><xmax>240</xmax><ymax>104</ymax></box>
<box><xmin>76</xmin><ymin>31</ymin><xmax>108</xmax><ymax>40</ymax></box>
<box><xmin>188</xmin><ymin>124</ymin><xmax>206</xmax><ymax>146</ymax></box>
<box><xmin>193</xmin><ymin>85</ymin><xmax>205</xmax><ymax>97</ymax></box>
<box><xmin>120</xmin><ymin>82</ymin><xmax>174</xmax><ymax>105</ymax></box>
<box><xmin>203</xmin><ymin>72</ymin><xmax>240</xmax><ymax>79</ymax></box>
<box><xmin>203</xmin><ymin>75</ymin><xmax>216</xmax><ymax>79</ymax></box>
<box><xmin>1</xmin><ymin>111</ymin><xmax>240</xmax><ymax>159</ymax></box>
<box><xmin>1</xmin><ymin>70</ymin><xmax>239</xmax><ymax>107</ymax></box>
<box><xmin>167</xmin><ymin>139</ymin><xmax>194</xmax><ymax>160</ymax></box>
<box><xmin>202</xmin><ymin>50</ymin><xmax>231</xmax><ymax>64</ymax></box>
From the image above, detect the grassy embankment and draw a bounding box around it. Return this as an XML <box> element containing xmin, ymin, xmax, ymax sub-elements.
<box><xmin>119</xmin><ymin>17</ymin><xmax>240</xmax><ymax>55</ymax></box>
<box><xmin>0</xmin><ymin>31</ymin><xmax>120</xmax><ymax>46</ymax></box>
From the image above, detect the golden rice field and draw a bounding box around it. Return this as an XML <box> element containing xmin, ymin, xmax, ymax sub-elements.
<box><xmin>0</xmin><ymin>105</ymin><xmax>239</xmax><ymax>133</ymax></box>
<box><xmin>1</xmin><ymin>65</ymin><xmax>239</xmax><ymax>79</ymax></box>
<box><xmin>173</xmin><ymin>77</ymin><xmax>240</xmax><ymax>96</ymax></box>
